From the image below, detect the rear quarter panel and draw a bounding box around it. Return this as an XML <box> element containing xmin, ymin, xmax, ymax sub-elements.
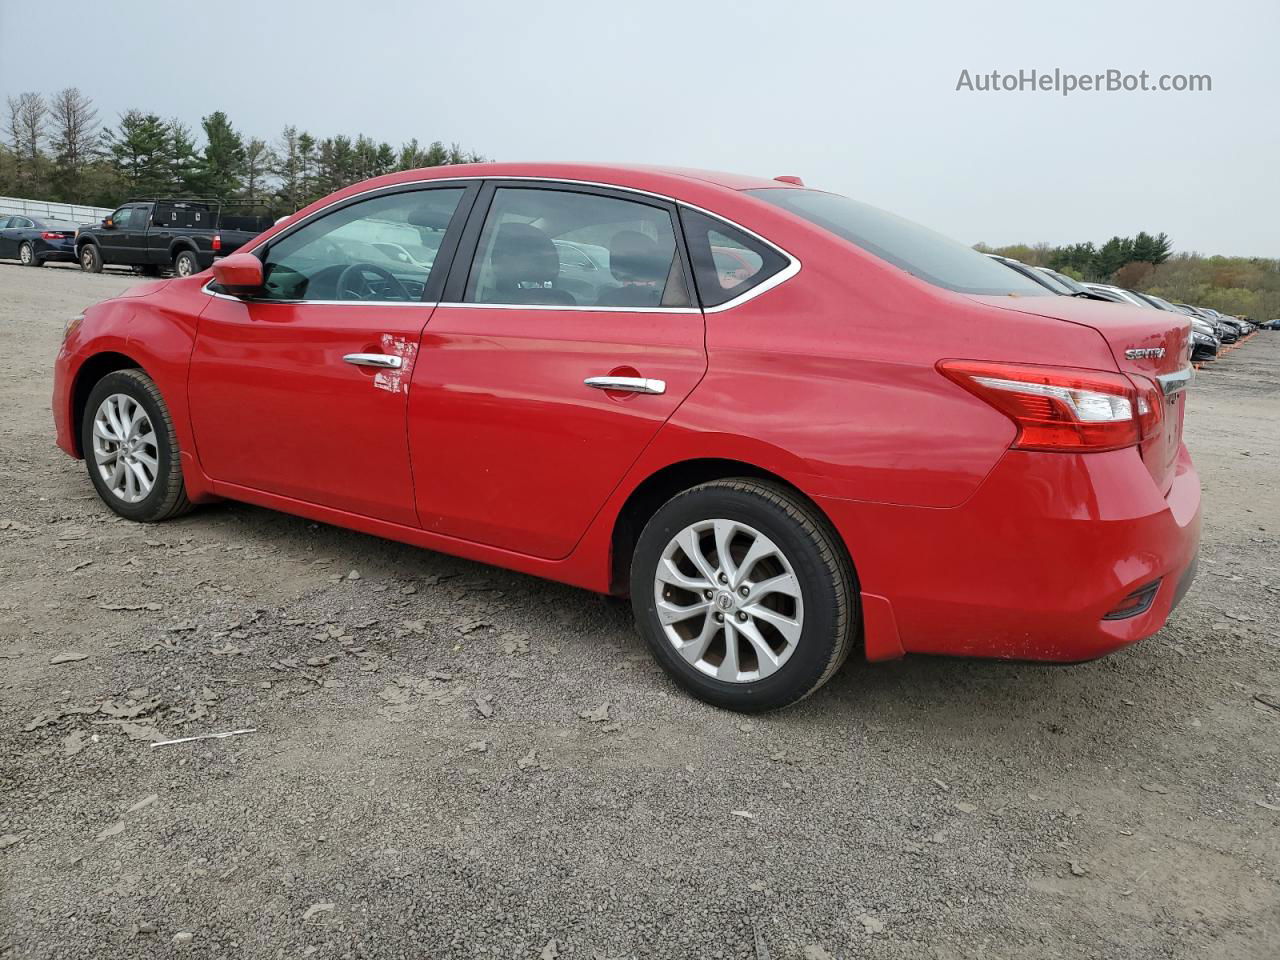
<box><xmin>658</xmin><ymin>195</ymin><xmax>1121</xmax><ymax>509</ymax></box>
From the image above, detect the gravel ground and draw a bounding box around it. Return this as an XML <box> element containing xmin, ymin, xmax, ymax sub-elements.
<box><xmin>1</xmin><ymin>262</ymin><xmax>1277</xmax><ymax>960</ymax></box>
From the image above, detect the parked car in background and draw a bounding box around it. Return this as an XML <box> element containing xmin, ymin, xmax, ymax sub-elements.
<box><xmin>52</xmin><ymin>163</ymin><xmax>1202</xmax><ymax>711</ymax></box>
<box><xmin>1078</xmin><ymin>284</ymin><xmax>1132</xmax><ymax>305</ymax></box>
<box><xmin>0</xmin><ymin>215</ymin><xmax>78</xmax><ymax>267</ymax></box>
<box><xmin>1128</xmin><ymin>292</ymin><xmax>1220</xmax><ymax>360</ymax></box>
<box><xmin>74</xmin><ymin>199</ymin><xmax>274</xmax><ymax>277</ymax></box>
<box><xmin>986</xmin><ymin>254</ymin><xmax>1074</xmax><ymax>294</ymax></box>
<box><xmin>1033</xmin><ymin>267</ymin><xmax>1108</xmax><ymax>299</ymax></box>
<box><xmin>1083</xmin><ymin>283</ymin><xmax>1155</xmax><ymax>308</ymax></box>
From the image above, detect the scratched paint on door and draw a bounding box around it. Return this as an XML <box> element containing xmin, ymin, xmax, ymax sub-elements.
<box><xmin>373</xmin><ymin>334</ymin><xmax>418</xmax><ymax>394</ymax></box>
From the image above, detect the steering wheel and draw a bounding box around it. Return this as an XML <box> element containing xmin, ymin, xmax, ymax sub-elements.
<box><xmin>336</xmin><ymin>262</ymin><xmax>412</xmax><ymax>301</ymax></box>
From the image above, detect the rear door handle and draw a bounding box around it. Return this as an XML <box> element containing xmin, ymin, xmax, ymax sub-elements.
<box><xmin>344</xmin><ymin>353</ymin><xmax>402</xmax><ymax>369</ymax></box>
<box><xmin>584</xmin><ymin>376</ymin><xmax>666</xmax><ymax>395</ymax></box>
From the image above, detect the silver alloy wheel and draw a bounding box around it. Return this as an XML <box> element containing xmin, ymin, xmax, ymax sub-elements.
<box><xmin>91</xmin><ymin>393</ymin><xmax>159</xmax><ymax>503</ymax></box>
<box><xmin>19</xmin><ymin>242</ymin><xmax>32</xmax><ymax>265</ymax></box>
<box><xmin>175</xmin><ymin>253</ymin><xmax>193</xmax><ymax>276</ymax></box>
<box><xmin>654</xmin><ymin>519</ymin><xmax>804</xmax><ymax>683</ymax></box>
<box><xmin>81</xmin><ymin>247</ymin><xmax>94</xmax><ymax>269</ymax></box>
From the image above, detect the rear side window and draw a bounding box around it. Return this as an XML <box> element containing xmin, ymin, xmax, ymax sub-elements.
<box><xmin>680</xmin><ymin>209</ymin><xmax>788</xmax><ymax>308</ymax></box>
<box><xmin>749</xmin><ymin>188</ymin><xmax>1049</xmax><ymax>297</ymax></box>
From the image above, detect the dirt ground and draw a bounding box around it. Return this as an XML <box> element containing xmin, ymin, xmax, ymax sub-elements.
<box><xmin>0</xmin><ymin>262</ymin><xmax>1277</xmax><ymax>960</ymax></box>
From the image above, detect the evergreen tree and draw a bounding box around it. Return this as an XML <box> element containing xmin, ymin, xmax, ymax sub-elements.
<box><xmin>297</xmin><ymin>131</ymin><xmax>317</xmax><ymax>205</ymax></box>
<box><xmin>103</xmin><ymin>110</ymin><xmax>170</xmax><ymax>197</ymax></box>
<box><xmin>1092</xmin><ymin>236</ymin><xmax>1135</xmax><ymax>280</ymax></box>
<box><xmin>274</xmin><ymin>125</ymin><xmax>303</xmax><ymax>210</ymax></box>
<box><xmin>165</xmin><ymin>120</ymin><xmax>201</xmax><ymax>194</ymax></box>
<box><xmin>197</xmin><ymin>110</ymin><xmax>245</xmax><ymax>198</ymax></box>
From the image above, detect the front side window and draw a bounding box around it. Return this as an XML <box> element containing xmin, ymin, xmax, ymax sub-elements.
<box><xmin>465</xmin><ymin>187</ymin><xmax>691</xmax><ymax>308</ymax></box>
<box><xmin>749</xmin><ymin>187</ymin><xmax>1050</xmax><ymax>297</ymax></box>
<box><xmin>110</xmin><ymin>208</ymin><xmax>132</xmax><ymax>228</ymax></box>
<box><xmin>257</xmin><ymin>188</ymin><xmax>464</xmax><ymax>302</ymax></box>
<box><xmin>680</xmin><ymin>209</ymin><xmax>788</xmax><ymax>308</ymax></box>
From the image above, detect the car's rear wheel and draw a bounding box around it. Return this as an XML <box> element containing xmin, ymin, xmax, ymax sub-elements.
<box><xmin>19</xmin><ymin>241</ymin><xmax>41</xmax><ymax>267</ymax></box>
<box><xmin>173</xmin><ymin>250</ymin><xmax>198</xmax><ymax>277</ymax></box>
<box><xmin>80</xmin><ymin>369</ymin><xmax>192</xmax><ymax>523</ymax></box>
<box><xmin>630</xmin><ymin>478</ymin><xmax>856</xmax><ymax>712</ymax></box>
<box><xmin>79</xmin><ymin>244</ymin><xmax>102</xmax><ymax>273</ymax></box>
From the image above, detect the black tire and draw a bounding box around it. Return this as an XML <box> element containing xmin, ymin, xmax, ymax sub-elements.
<box><xmin>80</xmin><ymin>369</ymin><xmax>192</xmax><ymax>523</ymax></box>
<box><xmin>173</xmin><ymin>249</ymin><xmax>199</xmax><ymax>278</ymax></box>
<box><xmin>79</xmin><ymin>243</ymin><xmax>102</xmax><ymax>273</ymax></box>
<box><xmin>630</xmin><ymin>478</ymin><xmax>857</xmax><ymax>712</ymax></box>
<box><xmin>19</xmin><ymin>241</ymin><xmax>42</xmax><ymax>267</ymax></box>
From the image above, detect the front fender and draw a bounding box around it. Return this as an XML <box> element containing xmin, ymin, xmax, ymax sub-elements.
<box><xmin>55</xmin><ymin>286</ymin><xmax>215</xmax><ymax>501</ymax></box>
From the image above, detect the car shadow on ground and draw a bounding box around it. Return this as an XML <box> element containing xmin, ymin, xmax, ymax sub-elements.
<box><xmin>170</xmin><ymin>492</ymin><xmax>1156</xmax><ymax>750</ymax></box>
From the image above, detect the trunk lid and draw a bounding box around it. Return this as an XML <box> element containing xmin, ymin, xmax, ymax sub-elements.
<box><xmin>967</xmin><ymin>295</ymin><xmax>1192</xmax><ymax>494</ymax></box>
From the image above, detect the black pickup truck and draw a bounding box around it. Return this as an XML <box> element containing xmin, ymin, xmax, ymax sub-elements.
<box><xmin>75</xmin><ymin>199</ymin><xmax>275</xmax><ymax>277</ymax></box>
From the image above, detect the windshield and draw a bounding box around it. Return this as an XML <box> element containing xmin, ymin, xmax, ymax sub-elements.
<box><xmin>748</xmin><ymin>188</ymin><xmax>1049</xmax><ymax>296</ymax></box>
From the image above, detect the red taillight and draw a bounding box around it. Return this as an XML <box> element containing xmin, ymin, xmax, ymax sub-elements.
<box><xmin>41</xmin><ymin>231</ymin><xmax>64</xmax><ymax>239</ymax></box>
<box><xmin>939</xmin><ymin>360</ymin><xmax>1147</xmax><ymax>452</ymax></box>
<box><xmin>1129</xmin><ymin>375</ymin><xmax>1164</xmax><ymax>439</ymax></box>
<box><xmin>212</xmin><ymin>234</ymin><xmax>222</xmax><ymax>251</ymax></box>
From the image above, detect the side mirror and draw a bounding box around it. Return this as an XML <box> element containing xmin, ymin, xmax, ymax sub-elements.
<box><xmin>210</xmin><ymin>253</ymin><xmax>263</xmax><ymax>296</ymax></box>
<box><xmin>102</xmin><ymin>218</ymin><xmax>113</xmax><ymax>229</ymax></box>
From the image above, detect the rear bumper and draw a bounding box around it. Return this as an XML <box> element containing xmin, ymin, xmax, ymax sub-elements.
<box><xmin>37</xmin><ymin>239</ymin><xmax>76</xmax><ymax>262</ymax></box>
<box><xmin>819</xmin><ymin>444</ymin><xmax>1201</xmax><ymax>662</ymax></box>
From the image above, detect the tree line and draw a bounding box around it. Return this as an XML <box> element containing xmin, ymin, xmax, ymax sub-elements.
<box><xmin>1</xmin><ymin>88</ymin><xmax>485</xmax><ymax>213</ymax></box>
<box><xmin>976</xmin><ymin>233</ymin><xmax>1279</xmax><ymax>321</ymax></box>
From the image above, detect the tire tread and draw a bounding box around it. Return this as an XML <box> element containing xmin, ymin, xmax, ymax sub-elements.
<box><xmin>84</xmin><ymin>369</ymin><xmax>192</xmax><ymax>522</ymax></box>
<box><xmin>634</xmin><ymin>477</ymin><xmax>858</xmax><ymax>711</ymax></box>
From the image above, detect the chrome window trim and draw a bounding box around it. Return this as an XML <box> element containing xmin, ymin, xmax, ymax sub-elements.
<box><xmin>434</xmin><ymin>301</ymin><xmax>701</xmax><ymax>315</ymax></box>
<box><xmin>219</xmin><ymin>175</ymin><xmax>800</xmax><ymax>312</ymax></box>
<box><xmin>200</xmin><ymin>281</ymin><xmax>438</xmax><ymax>308</ymax></box>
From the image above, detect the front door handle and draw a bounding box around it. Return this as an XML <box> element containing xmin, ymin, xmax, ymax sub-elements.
<box><xmin>344</xmin><ymin>353</ymin><xmax>402</xmax><ymax>369</ymax></box>
<box><xmin>584</xmin><ymin>376</ymin><xmax>666</xmax><ymax>395</ymax></box>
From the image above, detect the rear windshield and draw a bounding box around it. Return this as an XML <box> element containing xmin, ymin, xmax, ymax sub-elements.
<box><xmin>747</xmin><ymin>188</ymin><xmax>1049</xmax><ymax>296</ymax></box>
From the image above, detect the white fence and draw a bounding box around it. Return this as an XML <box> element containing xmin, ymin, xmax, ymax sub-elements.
<box><xmin>0</xmin><ymin>196</ymin><xmax>113</xmax><ymax>225</ymax></box>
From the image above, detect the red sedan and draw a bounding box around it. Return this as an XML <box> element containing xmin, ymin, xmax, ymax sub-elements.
<box><xmin>52</xmin><ymin>164</ymin><xmax>1201</xmax><ymax>711</ymax></box>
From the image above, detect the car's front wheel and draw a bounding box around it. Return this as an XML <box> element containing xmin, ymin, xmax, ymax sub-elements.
<box><xmin>79</xmin><ymin>244</ymin><xmax>102</xmax><ymax>273</ymax></box>
<box><xmin>80</xmin><ymin>369</ymin><xmax>192</xmax><ymax>523</ymax></box>
<box><xmin>630</xmin><ymin>479</ymin><xmax>856</xmax><ymax>712</ymax></box>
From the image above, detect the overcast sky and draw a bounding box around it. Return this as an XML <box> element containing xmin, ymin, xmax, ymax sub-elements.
<box><xmin>2</xmin><ymin>0</ymin><xmax>1276</xmax><ymax>255</ymax></box>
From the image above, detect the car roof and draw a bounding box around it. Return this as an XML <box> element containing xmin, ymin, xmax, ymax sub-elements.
<box><xmin>338</xmin><ymin>162</ymin><xmax>793</xmax><ymax>198</ymax></box>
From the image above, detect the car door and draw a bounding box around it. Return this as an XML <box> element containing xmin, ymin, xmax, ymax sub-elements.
<box><xmin>4</xmin><ymin>216</ymin><xmax>35</xmax><ymax>258</ymax></box>
<box><xmin>408</xmin><ymin>181</ymin><xmax>707</xmax><ymax>559</ymax></box>
<box><xmin>118</xmin><ymin>203</ymin><xmax>153</xmax><ymax>263</ymax></box>
<box><xmin>0</xmin><ymin>217</ymin><xmax>15</xmax><ymax>257</ymax></box>
<box><xmin>188</xmin><ymin>183</ymin><xmax>475</xmax><ymax>525</ymax></box>
<box><xmin>98</xmin><ymin>206</ymin><xmax>133</xmax><ymax>261</ymax></box>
